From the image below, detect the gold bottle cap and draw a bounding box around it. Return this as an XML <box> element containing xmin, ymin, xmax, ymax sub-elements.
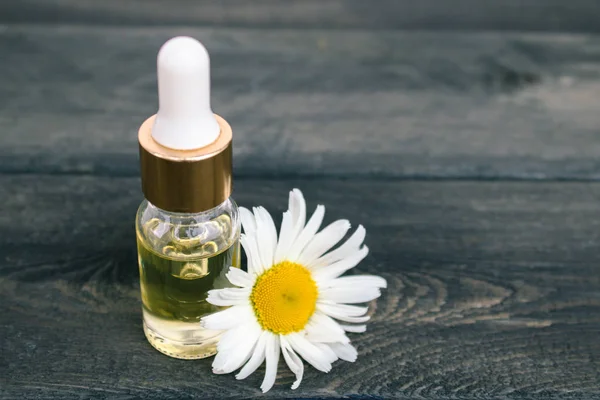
<box><xmin>138</xmin><ymin>114</ymin><xmax>232</xmax><ymax>213</ymax></box>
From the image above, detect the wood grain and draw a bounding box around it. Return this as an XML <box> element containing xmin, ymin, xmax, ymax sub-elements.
<box><xmin>1</xmin><ymin>0</ymin><xmax>600</xmax><ymax>32</ymax></box>
<box><xmin>1</xmin><ymin>175</ymin><xmax>599</xmax><ymax>398</ymax></box>
<box><xmin>1</xmin><ymin>26</ymin><xmax>600</xmax><ymax>180</ymax></box>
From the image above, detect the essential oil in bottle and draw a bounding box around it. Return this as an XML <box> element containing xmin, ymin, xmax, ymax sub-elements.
<box><xmin>135</xmin><ymin>36</ymin><xmax>240</xmax><ymax>359</ymax></box>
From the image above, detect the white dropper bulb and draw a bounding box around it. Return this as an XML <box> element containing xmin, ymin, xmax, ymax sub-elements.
<box><xmin>152</xmin><ymin>36</ymin><xmax>220</xmax><ymax>150</ymax></box>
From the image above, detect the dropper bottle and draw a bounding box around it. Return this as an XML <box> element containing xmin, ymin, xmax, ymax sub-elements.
<box><xmin>135</xmin><ymin>36</ymin><xmax>240</xmax><ymax>359</ymax></box>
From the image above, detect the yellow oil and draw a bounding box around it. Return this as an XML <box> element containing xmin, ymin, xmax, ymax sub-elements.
<box><xmin>137</xmin><ymin>218</ymin><xmax>240</xmax><ymax>359</ymax></box>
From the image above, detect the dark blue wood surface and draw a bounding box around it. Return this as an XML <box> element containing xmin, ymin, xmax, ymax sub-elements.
<box><xmin>1</xmin><ymin>4</ymin><xmax>600</xmax><ymax>398</ymax></box>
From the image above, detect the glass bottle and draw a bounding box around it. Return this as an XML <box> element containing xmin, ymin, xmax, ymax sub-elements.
<box><xmin>136</xmin><ymin>36</ymin><xmax>240</xmax><ymax>359</ymax></box>
<box><xmin>136</xmin><ymin>199</ymin><xmax>240</xmax><ymax>359</ymax></box>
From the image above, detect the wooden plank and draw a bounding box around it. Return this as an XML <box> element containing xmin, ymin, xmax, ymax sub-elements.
<box><xmin>1</xmin><ymin>26</ymin><xmax>600</xmax><ymax>180</ymax></box>
<box><xmin>1</xmin><ymin>175</ymin><xmax>599</xmax><ymax>398</ymax></box>
<box><xmin>1</xmin><ymin>0</ymin><xmax>599</xmax><ymax>32</ymax></box>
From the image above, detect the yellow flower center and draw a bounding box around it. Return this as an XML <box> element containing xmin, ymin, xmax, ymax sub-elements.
<box><xmin>250</xmin><ymin>261</ymin><xmax>318</xmax><ymax>334</ymax></box>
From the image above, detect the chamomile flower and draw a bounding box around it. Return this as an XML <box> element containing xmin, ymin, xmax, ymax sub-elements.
<box><xmin>201</xmin><ymin>189</ymin><xmax>387</xmax><ymax>392</ymax></box>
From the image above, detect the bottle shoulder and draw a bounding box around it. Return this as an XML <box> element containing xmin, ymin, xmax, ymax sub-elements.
<box><xmin>136</xmin><ymin>198</ymin><xmax>240</xmax><ymax>259</ymax></box>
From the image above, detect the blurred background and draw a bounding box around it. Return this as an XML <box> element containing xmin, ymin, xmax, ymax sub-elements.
<box><xmin>1</xmin><ymin>0</ymin><xmax>599</xmax><ymax>181</ymax></box>
<box><xmin>2</xmin><ymin>0</ymin><xmax>599</xmax><ymax>31</ymax></box>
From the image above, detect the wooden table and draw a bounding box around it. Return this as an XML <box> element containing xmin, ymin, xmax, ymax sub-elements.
<box><xmin>2</xmin><ymin>3</ymin><xmax>600</xmax><ymax>398</ymax></box>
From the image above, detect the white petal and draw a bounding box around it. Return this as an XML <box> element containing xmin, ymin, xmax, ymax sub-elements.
<box><xmin>236</xmin><ymin>331</ymin><xmax>269</xmax><ymax>380</ymax></box>
<box><xmin>280</xmin><ymin>336</ymin><xmax>304</xmax><ymax>390</ymax></box>
<box><xmin>312</xmin><ymin>246</ymin><xmax>369</xmax><ymax>281</ymax></box>
<box><xmin>217</xmin><ymin>321</ymin><xmax>257</xmax><ymax>352</ymax></box>
<box><xmin>206</xmin><ymin>295</ymin><xmax>247</xmax><ymax>307</ymax></box>
<box><xmin>289</xmin><ymin>189</ymin><xmax>307</xmax><ymax>235</ymax></box>
<box><xmin>257</xmin><ymin>207</ymin><xmax>278</xmax><ymax>258</ymax></box>
<box><xmin>275</xmin><ymin>189</ymin><xmax>306</xmax><ymax>261</ymax></box>
<box><xmin>212</xmin><ymin>348</ymin><xmax>234</xmax><ymax>373</ymax></box>
<box><xmin>206</xmin><ymin>288</ymin><xmax>251</xmax><ymax>307</ymax></box>
<box><xmin>339</xmin><ymin>324</ymin><xmax>367</xmax><ymax>333</ymax></box>
<box><xmin>274</xmin><ymin>210</ymin><xmax>293</xmax><ymax>263</ymax></box>
<box><xmin>305</xmin><ymin>312</ymin><xmax>350</xmax><ymax>344</ymax></box>
<box><xmin>240</xmin><ymin>234</ymin><xmax>264</xmax><ymax>276</ymax></box>
<box><xmin>226</xmin><ymin>267</ymin><xmax>255</xmax><ymax>288</ymax></box>
<box><xmin>201</xmin><ymin>305</ymin><xmax>253</xmax><ymax>330</ymax></box>
<box><xmin>239</xmin><ymin>207</ymin><xmax>257</xmax><ymax>234</ymax></box>
<box><xmin>216</xmin><ymin>326</ymin><xmax>246</xmax><ymax>354</ymax></box>
<box><xmin>208</xmin><ymin>288</ymin><xmax>250</xmax><ymax>299</ymax></box>
<box><xmin>253</xmin><ymin>206</ymin><xmax>277</xmax><ymax>269</ymax></box>
<box><xmin>314</xmin><ymin>343</ymin><xmax>338</xmax><ymax>363</ymax></box>
<box><xmin>218</xmin><ymin>331</ymin><xmax>262</xmax><ymax>374</ymax></box>
<box><xmin>287</xmin><ymin>205</ymin><xmax>325</xmax><ymax>261</ymax></box>
<box><xmin>213</xmin><ymin>322</ymin><xmax>261</xmax><ymax>374</ymax></box>
<box><xmin>317</xmin><ymin>302</ymin><xmax>368</xmax><ymax>317</ymax></box>
<box><xmin>286</xmin><ymin>332</ymin><xmax>332</xmax><ymax>373</ymax></box>
<box><xmin>321</xmin><ymin>274</ymin><xmax>388</xmax><ymax>290</ymax></box>
<box><xmin>299</xmin><ymin>219</ymin><xmax>351</xmax><ymax>266</ymax></box>
<box><xmin>311</xmin><ymin>225</ymin><xmax>366</xmax><ymax>268</ymax></box>
<box><xmin>329</xmin><ymin>342</ymin><xmax>358</xmax><ymax>362</ymax></box>
<box><xmin>319</xmin><ymin>286</ymin><xmax>382</xmax><ymax>304</ymax></box>
<box><xmin>261</xmin><ymin>333</ymin><xmax>280</xmax><ymax>393</ymax></box>
<box><xmin>318</xmin><ymin>303</ymin><xmax>370</xmax><ymax>323</ymax></box>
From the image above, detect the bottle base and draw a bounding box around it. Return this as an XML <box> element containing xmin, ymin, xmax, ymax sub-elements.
<box><xmin>142</xmin><ymin>310</ymin><xmax>222</xmax><ymax>360</ymax></box>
